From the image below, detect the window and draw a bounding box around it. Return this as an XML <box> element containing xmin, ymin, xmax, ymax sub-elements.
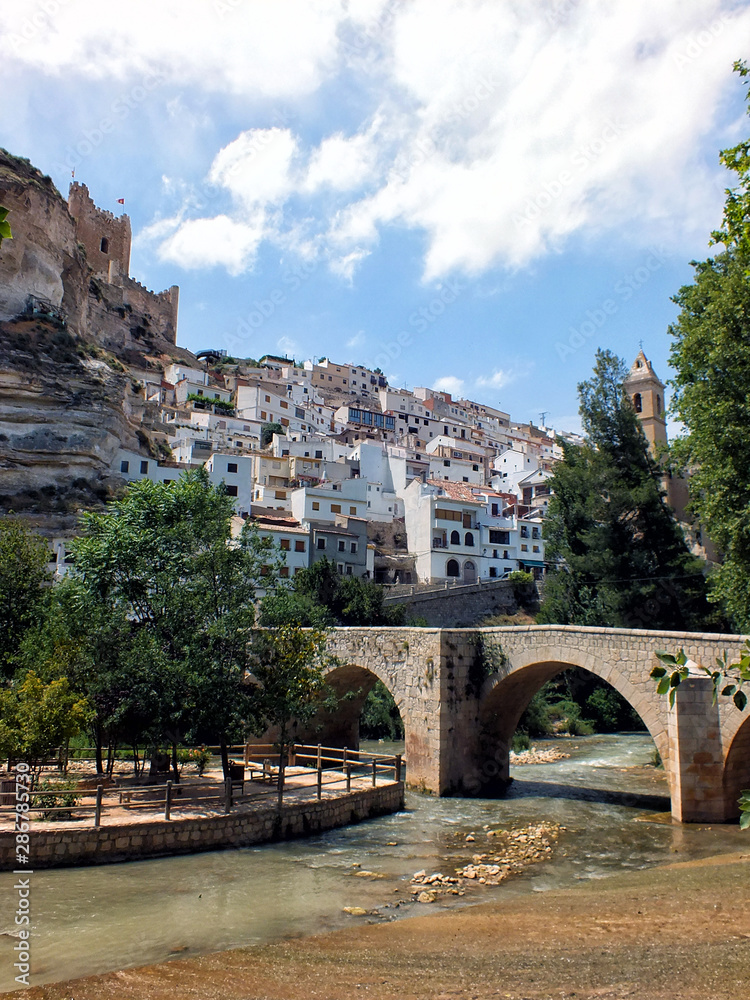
<box><xmin>279</xmin><ymin>566</ymin><xmax>289</xmax><ymax>578</ymax></box>
<box><xmin>656</xmin><ymin>394</ymin><xmax>662</xmax><ymax>414</ymax></box>
<box><xmin>473</xmin><ymin>464</ymin><xmax>479</xmax><ymax>472</ymax></box>
<box><xmin>337</xmin><ymin>563</ymin><xmax>345</xmax><ymax>575</ymax></box>
<box><xmin>489</xmin><ymin>530</ymin><xmax>509</xmax><ymax>544</ymax></box>
<box><xmin>446</xmin><ymin>559</ymin><xmax>460</xmax><ymax>577</ymax></box>
<box><xmin>331</xmin><ymin>503</ymin><xmax>341</xmax><ymax>514</ymax></box>
<box><xmin>100</xmin><ymin>237</ymin><xmax>109</xmax><ymax>253</ymax></box>
<box><xmin>435</xmin><ymin>508</ymin><xmax>462</xmax><ymax>522</ymax></box>
<box><xmin>489</xmin><ymin>566</ymin><xmax>497</xmax><ymax>578</ymax></box>
<box><xmin>465</xmin><ymin>532</ymin><xmax>474</xmax><ymax>546</ymax></box>
<box><xmin>346</xmin><ymin>565</ymin><xmax>353</xmax><ymax>575</ymax></box>
<box><xmin>350</xmin><ymin>542</ymin><xmax>357</xmax><ymax>554</ymax></box>
<box><xmin>140</xmin><ymin>460</ymin><xmax>148</xmax><ymax>474</ymax></box>
<box><xmin>338</xmin><ymin>539</ymin><xmax>346</xmax><ymax>552</ymax></box>
<box><xmin>349</xmin><ymin>506</ymin><xmax>357</xmax><ymax>515</ymax></box>
<box><xmin>533</xmin><ymin>545</ymin><xmax>540</xmax><ymax>553</ymax></box>
<box><xmin>294</xmin><ymin>539</ymin><xmax>305</xmax><ymax>552</ymax></box>
<box><xmin>260</xmin><ymin>564</ymin><xmax>270</xmax><ymax>576</ymax></box>
<box><xmin>450</xmin><ymin>529</ymin><xmax>460</xmax><ymax>545</ymax></box>
<box><xmin>265</xmin><ymin>395</ymin><xmax>271</xmax><ymax>402</ymax></box>
<box><xmin>520</xmin><ymin>526</ymin><xmax>529</xmax><ymax>538</ymax></box>
<box><xmin>315</xmin><ymin>450</ymin><xmax>323</xmax><ymax>459</ymax></box>
<box><xmin>312</xmin><ymin>501</ymin><xmax>320</xmax><ymax>511</ymax></box>
<box><xmin>521</xmin><ymin>543</ymin><xmax>528</xmax><ymax>552</ymax></box>
<box><xmin>224</xmin><ymin>484</ymin><xmax>238</xmax><ymax>497</ymax></box>
<box><xmin>280</xmin><ymin>539</ymin><xmax>290</xmax><ymax>551</ymax></box>
<box><xmin>317</xmin><ymin>537</ymin><xmax>326</xmax><ymax>549</ymax></box>
<box><xmin>274</xmin><ymin>490</ymin><xmax>286</xmax><ymax>499</ymax></box>
<box><xmin>443</xmin><ymin>459</ymin><xmax>451</xmax><ymax>467</ymax></box>
<box><xmin>280</xmin><ymin>400</ymin><xmax>288</xmax><ymax>409</ymax></box>
<box><xmin>491</xmin><ymin>503</ymin><xmax>499</xmax><ymax>516</ymax></box>
<box><xmin>227</xmin><ymin>462</ymin><xmax>238</xmax><ymax>473</ymax></box>
<box><xmin>633</xmin><ymin>392</ymin><xmax>642</xmax><ymax>413</ymax></box>
<box><xmin>120</xmin><ymin>460</ymin><xmax>130</xmax><ymax>473</ymax></box>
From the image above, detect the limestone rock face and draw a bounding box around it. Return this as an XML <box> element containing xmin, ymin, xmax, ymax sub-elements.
<box><xmin>0</xmin><ymin>151</ymin><xmax>88</xmax><ymax>327</ymax></box>
<box><xmin>0</xmin><ymin>319</ymin><xmax>144</xmax><ymax>534</ymax></box>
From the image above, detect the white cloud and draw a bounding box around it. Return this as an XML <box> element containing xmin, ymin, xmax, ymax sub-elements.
<box><xmin>346</xmin><ymin>331</ymin><xmax>366</xmax><ymax>349</ymax></box>
<box><xmin>475</xmin><ymin>369</ymin><xmax>513</xmax><ymax>390</ymax></box>
<box><xmin>277</xmin><ymin>336</ymin><xmax>300</xmax><ymax>358</ymax></box>
<box><xmin>209</xmin><ymin>128</ymin><xmax>299</xmax><ymax>208</ymax></box>
<box><xmin>432</xmin><ymin>375</ymin><xmax>465</xmax><ymax>397</ymax></box>
<box><xmin>329</xmin><ymin>248</ymin><xmax>371</xmax><ymax>282</ymax></box>
<box><xmin>25</xmin><ymin>0</ymin><xmax>746</xmax><ymax>282</ymax></box>
<box><xmin>1</xmin><ymin>0</ymin><xmax>345</xmax><ymax>97</ymax></box>
<box><xmin>304</xmin><ymin>129</ymin><xmax>378</xmax><ymax>192</ymax></box>
<box><xmin>157</xmin><ymin>215</ymin><xmax>264</xmax><ymax>275</ymax></box>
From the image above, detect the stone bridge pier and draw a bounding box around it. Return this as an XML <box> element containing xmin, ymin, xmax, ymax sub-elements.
<box><xmin>323</xmin><ymin>625</ymin><xmax>750</xmax><ymax>824</ymax></box>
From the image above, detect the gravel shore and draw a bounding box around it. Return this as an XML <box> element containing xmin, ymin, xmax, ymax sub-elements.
<box><xmin>20</xmin><ymin>849</ymin><xmax>750</xmax><ymax>1000</ymax></box>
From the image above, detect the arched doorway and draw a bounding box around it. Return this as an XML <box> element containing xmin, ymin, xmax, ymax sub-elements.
<box><xmin>464</xmin><ymin>560</ymin><xmax>476</xmax><ymax>583</ymax></box>
<box><xmin>447</xmin><ymin>558</ymin><xmax>460</xmax><ymax>577</ymax></box>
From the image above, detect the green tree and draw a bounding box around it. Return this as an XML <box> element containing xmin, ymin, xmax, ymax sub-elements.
<box><xmin>260</xmin><ymin>557</ymin><xmax>407</xmax><ymax>627</ymax></box>
<box><xmin>261</xmin><ymin>422</ymin><xmax>284</xmax><ymax>447</ymax></box>
<box><xmin>0</xmin><ymin>206</ymin><xmax>11</xmax><ymax>242</ymax></box>
<box><xmin>0</xmin><ymin>519</ymin><xmax>52</xmax><ymax>681</ymax></box>
<box><xmin>539</xmin><ymin>350</ymin><xmax>711</xmax><ymax>631</ymax></box>
<box><xmin>68</xmin><ymin>469</ymin><xmax>275</xmax><ymax>779</ymax></box>
<box><xmin>668</xmin><ymin>62</ymin><xmax>750</xmax><ymax>630</ymax></box>
<box><xmin>0</xmin><ymin>672</ymin><xmax>91</xmax><ymax>785</ymax></box>
<box><xmin>249</xmin><ymin>623</ymin><xmax>333</xmax><ymax>802</ymax></box>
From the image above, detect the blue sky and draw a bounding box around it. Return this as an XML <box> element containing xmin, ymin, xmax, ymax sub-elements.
<box><xmin>1</xmin><ymin>0</ymin><xmax>748</xmax><ymax>434</ymax></box>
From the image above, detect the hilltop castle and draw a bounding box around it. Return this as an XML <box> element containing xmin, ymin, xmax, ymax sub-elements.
<box><xmin>0</xmin><ymin>151</ymin><xmax>179</xmax><ymax>353</ymax></box>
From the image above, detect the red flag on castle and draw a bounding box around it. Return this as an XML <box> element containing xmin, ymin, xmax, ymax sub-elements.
<box><xmin>117</xmin><ymin>198</ymin><xmax>125</xmax><ymax>205</ymax></box>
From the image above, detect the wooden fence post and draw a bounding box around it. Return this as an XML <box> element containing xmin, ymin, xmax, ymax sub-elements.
<box><xmin>342</xmin><ymin>747</ymin><xmax>348</xmax><ymax>771</ymax></box>
<box><xmin>316</xmin><ymin>744</ymin><xmax>322</xmax><ymax>770</ymax></box>
<box><xmin>346</xmin><ymin>763</ymin><xmax>352</xmax><ymax>793</ymax></box>
<box><xmin>395</xmin><ymin>755</ymin><xmax>402</xmax><ymax>783</ymax></box>
<box><xmin>165</xmin><ymin>780</ymin><xmax>172</xmax><ymax>820</ymax></box>
<box><xmin>317</xmin><ymin>757</ymin><xmax>323</xmax><ymax>799</ymax></box>
<box><xmin>276</xmin><ymin>760</ymin><xmax>285</xmax><ymax>812</ymax></box>
<box><xmin>371</xmin><ymin>759</ymin><xmax>377</xmax><ymax>787</ymax></box>
<box><xmin>94</xmin><ymin>785</ymin><xmax>103</xmax><ymax>828</ymax></box>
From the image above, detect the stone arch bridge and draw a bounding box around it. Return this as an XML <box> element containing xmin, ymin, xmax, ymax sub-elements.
<box><xmin>314</xmin><ymin>625</ymin><xmax>750</xmax><ymax>824</ymax></box>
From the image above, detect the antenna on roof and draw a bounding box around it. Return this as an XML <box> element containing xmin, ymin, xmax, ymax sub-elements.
<box><xmin>539</xmin><ymin>411</ymin><xmax>548</xmax><ymax>427</ymax></box>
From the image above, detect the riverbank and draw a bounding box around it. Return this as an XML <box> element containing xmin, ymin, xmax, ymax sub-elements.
<box><xmin>20</xmin><ymin>848</ymin><xmax>750</xmax><ymax>999</ymax></box>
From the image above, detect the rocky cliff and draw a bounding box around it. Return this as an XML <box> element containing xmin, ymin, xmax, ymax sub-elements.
<box><xmin>0</xmin><ymin>151</ymin><xmax>195</xmax><ymax>536</ymax></box>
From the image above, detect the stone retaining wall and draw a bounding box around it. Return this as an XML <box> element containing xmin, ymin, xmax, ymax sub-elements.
<box><xmin>0</xmin><ymin>783</ymin><xmax>404</xmax><ymax>870</ymax></box>
<box><xmin>384</xmin><ymin>579</ymin><xmax>518</xmax><ymax>627</ymax></box>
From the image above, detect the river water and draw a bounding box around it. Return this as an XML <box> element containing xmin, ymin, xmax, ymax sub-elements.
<box><xmin>1</xmin><ymin>733</ymin><xmax>747</xmax><ymax>992</ymax></box>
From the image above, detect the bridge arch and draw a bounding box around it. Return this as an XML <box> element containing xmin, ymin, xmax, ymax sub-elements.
<box><xmin>470</xmin><ymin>651</ymin><xmax>669</xmax><ymax>796</ymax></box>
<box><xmin>723</xmin><ymin>714</ymin><xmax>750</xmax><ymax>821</ymax></box>
<box><xmin>305</xmin><ymin>660</ymin><xmax>408</xmax><ymax>752</ymax></box>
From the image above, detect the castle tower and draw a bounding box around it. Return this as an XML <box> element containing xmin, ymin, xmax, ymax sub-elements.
<box><xmin>623</xmin><ymin>349</ymin><xmax>667</xmax><ymax>453</ymax></box>
<box><xmin>67</xmin><ymin>182</ymin><xmax>131</xmax><ymax>280</ymax></box>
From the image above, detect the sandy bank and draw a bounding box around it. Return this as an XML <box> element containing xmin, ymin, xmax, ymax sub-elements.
<box><xmin>19</xmin><ymin>849</ymin><xmax>750</xmax><ymax>1000</ymax></box>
